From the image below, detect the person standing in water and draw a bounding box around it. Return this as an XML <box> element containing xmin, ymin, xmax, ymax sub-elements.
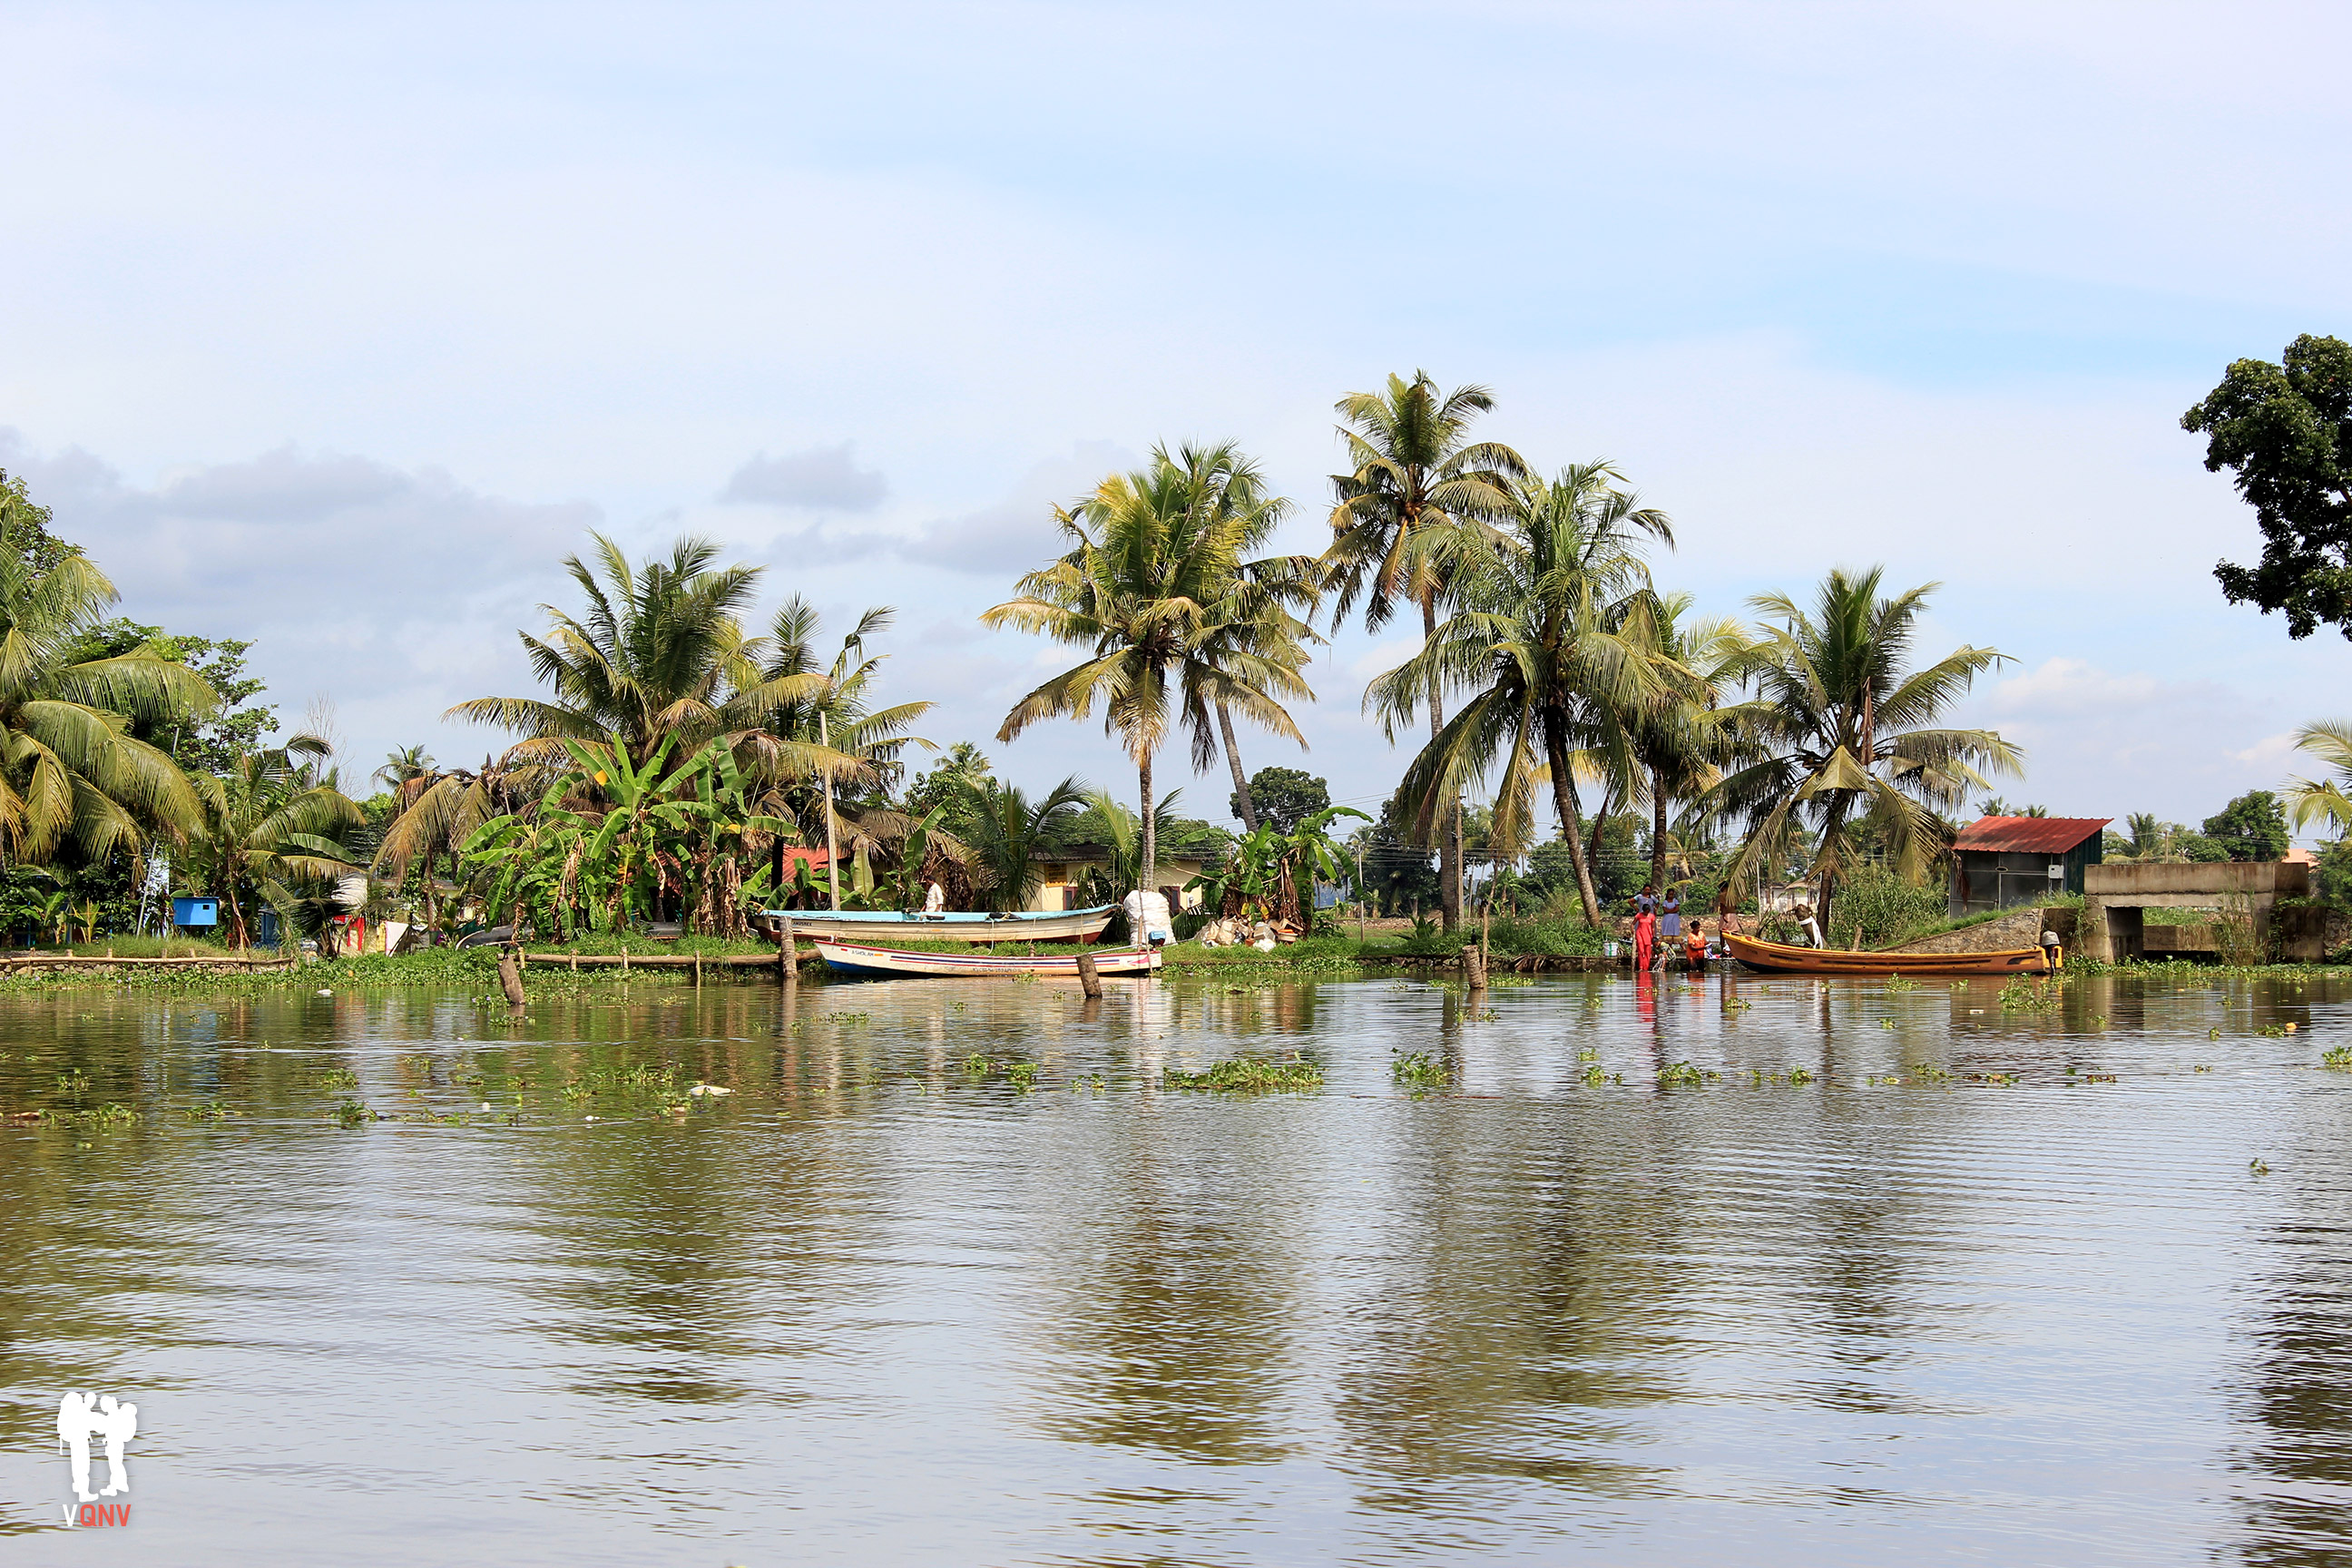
<box><xmin>1632</xmin><ymin>887</ymin><xmax>1659</xmax><ymax>972</ymax></box>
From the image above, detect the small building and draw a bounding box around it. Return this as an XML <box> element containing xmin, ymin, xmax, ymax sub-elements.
<box><xmin>172</xmin><ymin>896</ymin><xmax>220</xmax><ymax>929</ymax></box>
<box><xmin>1028</xmin><ymin>846</ymin><xmax>1212</xmax><ymax>912</ymax></box>
<box><xmin>1950</xmin><ymin>816</ymin><xmax>2110</xmax><ymax>916</ymax></box>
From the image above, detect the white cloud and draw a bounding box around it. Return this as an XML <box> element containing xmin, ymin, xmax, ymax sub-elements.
<box><xmin>1348</xmin><ymin>637</ymin><xmax>1422</xmax><ymax>684</ymax></box>
<box><xmin>720</xmin><ymin>442</ymin><xmax>887</xmax><ymax>512</ymax></box>
<box><xmin>2232</xmin><ymin>732</ymin><xmax>2299</xmax><ymax>769</ymax></box>
<box><xmin>1989</xmin><ymin>657</ymin><xmax>2163</xmax><ymax>715</ymax></box>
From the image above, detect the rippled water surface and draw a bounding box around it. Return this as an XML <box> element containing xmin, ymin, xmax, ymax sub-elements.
<box><xmin>5</xmin><ymin>967</ymin><xmax>2351</xmax><ymax>1565</ymax></box>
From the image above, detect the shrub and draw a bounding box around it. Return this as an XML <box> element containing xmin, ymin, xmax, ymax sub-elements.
<box><xmin>1485</xmin><ymin>916</ymin><xmax>1606</xmax><ymax>956</ymax></box>
<box><xmin>1827</xmin><ymin>865</ymin><xmax>1947</xmax><ymax>949</ymax></box>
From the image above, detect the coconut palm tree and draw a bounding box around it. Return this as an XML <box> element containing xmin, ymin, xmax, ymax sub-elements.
<box><xmin>1201</xmin><ymin>534</ymin><xmax>1321</xmax><ymax>833</ymax></box>
<box><xmin>371</xmin><ymin>755</ymin><xmax>534</xmax><ymax>930</ymax></box>
<box><xmin>2282</xmin><ymin>721</ymin><xmax>2352</xmax><ymax>832</ymax></box>
<box><xmin>985</xmin><ymin>442</ymin><xmax>1308</xmax><ymax>892</ymax></box>
<box><xmin>739</xmin><ymin>597</ymin><xmax>937</xmax><ymax>881</ymax></box>
<box><xmin>371</xmin><ymin>745</ymin><xmax>436</xmax><ymax>792</ymax></box>
<box><xmin>0</xmin><ymin>542</ymin><xmax>213</xmax><ymax>863</ymax></box>
<box><xmin>181</xmin><ymin>737</ymin><xmax>367</xmax><ymax>947</ymax></box>
<box><xmin>958</xmin><ymin>774</ymin><xmax>1089</xmax><ymax>912</ymax></box>
<box><xmin>1367</xmin><ymin>463</ymin><xmax>1678</xmax><ymax>925</ymax></box>
<box><xmin>1322</xmin><ymin>370</ymin><xmax>1527</xmax><ymax>928</ymax></box>
<box><xmin>1703</xmin><ymin>567</ymin><xmax>2021</xmax><ymax>938</ymax></box>
<box><xmin>1628</xmin><ymin>593</ymin><xmax>1749</xmax><ymax>894</ymax></box>
<box><xmin>449</xmin><ymin>533</ymin><xmax>804</xmax><ymax>770</ymax></box>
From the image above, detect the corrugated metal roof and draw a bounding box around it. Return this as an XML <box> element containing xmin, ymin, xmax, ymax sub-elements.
<box><xmin>1952</xmin><ymin>816</ymin><xmax>2110</xmax><ymax>854</ymax></box>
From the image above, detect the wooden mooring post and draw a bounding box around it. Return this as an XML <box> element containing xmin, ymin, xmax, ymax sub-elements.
<box><xmin>1075</xmin><ymin>951</ymin><xmax>1103</xmax><ymax>1000</ymax></box>
<box><xmin>1461</xmin><ymin>944</ymin><xmax>1487</xmax><ymax>992</ymax></box>
<box><xmin>777</xmin><ymin>917</ymin><xmax>796</xmax><ymax>986</ymax></box>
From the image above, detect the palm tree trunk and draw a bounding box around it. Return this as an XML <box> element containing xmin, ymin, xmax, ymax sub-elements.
<box><xmin>1544</xmin><ymin>724</ymin><xmax>1604</xmax><ymax>925</ymax></box>
<box><xmin>1424</xmin><ymin>592</ymin><xmax>1459</xmax><ymax>931</ymax></box>
<box><xmin>224</xmin><ymin>883</ymin><xmax>249</xmax><ymax>949</ymax></box>
<box><xmin>1138</xmin><ymin>748</ymin><xmax>1157</xmax><ymax>898</ymax></box>
<box><xmin>1218</xmin><ymin>701</ymin><xmax>1258</xmax><ymax>832</ymax></box>
<box><xmin>1585</xmin><ymin>784</ymin><xmax>1612</xmax><ymax>890</ymax></box>
<box><xmin>1651</xmin><ymin>769</ymin><xmax>1669</xmax><ymax>894</ymax></box>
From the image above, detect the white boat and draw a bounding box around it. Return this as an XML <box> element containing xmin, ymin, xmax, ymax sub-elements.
<box><xmin>812</xmin><ymin>939</ymin><xmax>1162</xmax><ymax>979</ymax></box>
<box><xmin>755</xmin><ymin>905</ymin><xmax>1116</xmax><ymax>945</ymax></box>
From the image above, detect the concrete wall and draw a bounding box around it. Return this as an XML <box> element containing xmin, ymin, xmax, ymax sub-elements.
<box><xmin>2085</xmin><ymin>862</ymin><xmax>2310</xmax><ymax>897</ymax></box>
<box><xmin>1886</xmin><ymin>906</ymin><xmax>2074</xmax><ymax>956</ymax></box>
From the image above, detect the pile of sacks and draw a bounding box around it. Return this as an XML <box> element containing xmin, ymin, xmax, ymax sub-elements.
<box><xmin>1194</xmin><ymin>915</ymin><xmax>1291</xmax><ymax>952</ymax></box>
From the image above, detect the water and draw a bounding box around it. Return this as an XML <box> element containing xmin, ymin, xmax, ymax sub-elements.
<box><xmin>3</xmin><ymin>968</ymin><xmax>2349</xmax><ymax>1565</ymax></box>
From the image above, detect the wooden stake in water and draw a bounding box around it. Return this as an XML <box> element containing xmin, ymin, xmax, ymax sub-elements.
<box><xmin>778</xmin><ymin>916</ymin><xmax>796</xmax><ymax>986</ymax></box>
<box><xmin>1075</xmin><ymin>952</ymin><xmax>1103</xmax><ymax>1000</ymax></box>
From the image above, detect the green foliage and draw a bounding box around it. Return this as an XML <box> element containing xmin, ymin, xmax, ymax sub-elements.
<box><xmin>1390</xmin><ymin>1049</ymin><xmax>1446</xmax><ymax>1088</ymax></box>
<box><xmin>1366</xmin><ymin>460</ymin><xmax>1675</xmax><ymax>926</ymax></box>
<box><xmin>1236</xmin><ymin>767</ymin><xmax>1328</xmax><ymax>834</ymax></box>
<box><xmin>986</xmin><ymin>441</ymin><xmax>1313</xmax><ymax>886</ymax></box>
<box><xmin>1484</xmin><ymin>914</ymin><xmax>1606</xmax><ymax>956</ymax></box>
<box><xmin>2182</xmin><ymin>334</ymin><xmax>2352</xmax><ymax>641</ymax></box>
<box><xmin>1823</xmin><ymin>864</ymin><xmax>1948</xmax><ymax>950</ymax></box>
<box><xmin>61</xmin><ymin>618</ymin><xmax>274</xmax><ymax>776</ymax></box>
<box><xmin>181</xmin><ymin>739</ymin><xmax>366</xmax><ymax>946</ymax></box>
<box><xmin>1708</xmin><ymin>568</ymin><xmax>2017</xmax><ymax>927</ymax></box>
<box><xmin>0</xmin><ymin>521</ymin><xmax>216</xmax><ymax>864</ymax></box>
<box><xmin>463</xmin><ymin>735</ymin><xmax>790</xmax><ymax>937</ymax></box>
<box><xmin>1161</xmin><ymin>1054</ymin><xmax>1323</xmax><ymax>1093</ymax></box>
<box><xmin>2201</xmin><ymin>789</ymin><xmax>2291</xmax><ymax>862</ymax></box>
<box><xmin>902</xmin><ymin>741</ymin><xmax>992</xmax><ymax>838</ymax></box>
<box><xmin>1187</xmin><ymin>804</ymin><xmax>1367</xmax><ymax>918</ymax></box>
<box><xmin>957</xmin><ymin>774</ymin><xmax>1088</xmax><ymax>911</ymax></box>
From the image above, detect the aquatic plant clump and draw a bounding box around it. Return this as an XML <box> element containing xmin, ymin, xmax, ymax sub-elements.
<box><xmin>2322</xmin><ymin>1045</ymin><xmax>2352</xmax><ymax>1071</ymax></box>
<box><xmin>1390</xmin><ymin>1050</ymin><xmax>1446</xmax><ymax>1088</ymax></box>
<box><xmin>1162</xmin><ymin>1055</ymin><xmax>1324</xmax><ymax>1093</ymax></box>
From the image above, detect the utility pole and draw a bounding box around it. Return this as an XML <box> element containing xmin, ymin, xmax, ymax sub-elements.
<box><xmin>819</xmin><ymin>711</ymin><xmax>841</xmax><ymax>912</ymax></box>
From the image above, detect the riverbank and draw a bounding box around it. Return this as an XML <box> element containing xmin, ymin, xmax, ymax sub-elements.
<box><xmin>0</xmin><ymin>933</ymin><xmax>2336</xmax><ymax>999</ymax></box>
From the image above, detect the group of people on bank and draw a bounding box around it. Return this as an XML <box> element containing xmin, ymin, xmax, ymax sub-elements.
<box><xmin>1624</xmin><ymin>882</ymin><xmax>1828</xmax><ymax>969</ymax></box>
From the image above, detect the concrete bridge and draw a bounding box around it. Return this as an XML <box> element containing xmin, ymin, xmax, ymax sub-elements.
<box><xmin>2078</xmin><ymin>861</ymin><xmax>2322</xmax><ymax>963</ymax></box>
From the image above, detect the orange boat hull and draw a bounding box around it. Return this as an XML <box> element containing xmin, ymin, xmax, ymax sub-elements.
<box><xmin>1723</xmin><ymin>932</ymin><xmax>2053</xmax><ymax>977</ymax></box>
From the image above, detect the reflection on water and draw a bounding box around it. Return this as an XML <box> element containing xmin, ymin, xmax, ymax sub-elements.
<box><xmin>1</xmin><ymin>969</ymin><xmax>2348</xmax><ymax>1564</ymax></box>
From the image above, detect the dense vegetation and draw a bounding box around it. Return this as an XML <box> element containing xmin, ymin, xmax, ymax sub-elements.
<box><xmin>7</xmin><ymin>347</ymin><xmax>2350</xmax><ymax>962</ymax></box>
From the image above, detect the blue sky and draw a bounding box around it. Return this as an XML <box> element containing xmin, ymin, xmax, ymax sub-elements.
<box><xmin>1</xmin><ymin>2</ymin><xmax>2347</xmax><ymax>828</ymax></box>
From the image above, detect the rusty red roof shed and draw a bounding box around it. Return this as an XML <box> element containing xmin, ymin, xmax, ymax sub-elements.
<box><xmin>1952</xmin><ymin>817</ymin><xmax>2110</xmax><ymax>855</ymax></box>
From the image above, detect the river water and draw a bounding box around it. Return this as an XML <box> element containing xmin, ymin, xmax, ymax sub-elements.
<box><xmin>2</xmin><ymin>968</ymin><xmax>2348</xmax><ymax>1565</ymax></box>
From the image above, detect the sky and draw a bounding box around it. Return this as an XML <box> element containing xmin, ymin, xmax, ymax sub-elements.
<box><xmin>2</xmin><ymin>1</ymin><xmax>2347</xmax><ymax>834</ymax></box>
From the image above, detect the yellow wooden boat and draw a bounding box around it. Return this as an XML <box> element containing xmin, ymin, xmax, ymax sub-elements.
<box><xmin>1723</xmin><ymin>932</ymin><xmax>2054</xmax><ymax>977</ymax></box>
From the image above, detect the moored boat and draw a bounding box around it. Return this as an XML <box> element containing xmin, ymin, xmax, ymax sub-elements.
<box><xmin>1723</xmin><ymin>932</ymin><xmax>2053</xmax><ymax>977</ymax></box>
<box><xmin>755</xmin><ymin>905</ymin><xmax>1115</xmax><ymax>945</ymax></box>
<box><xmin>812</xmin><ymin>938</ymin><xmax>1163</xmax><ymax>979</ymax></box>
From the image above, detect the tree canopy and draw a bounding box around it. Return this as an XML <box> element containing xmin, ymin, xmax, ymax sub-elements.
<box><xmin>1234</xmin><ymin>767</ymin><xmax>1328</xmax><ymax>836</ymax></box>
<box><xmin>2184</xmin><ymin>333</ymin><xmax>2352</xmax><ymax>640</ymax></box>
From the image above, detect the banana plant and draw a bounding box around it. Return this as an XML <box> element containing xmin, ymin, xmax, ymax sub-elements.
<box><xmin>1188</xmin><ymin>805</ymin><xmax>1367</xmax><ymax>922</ymax></box>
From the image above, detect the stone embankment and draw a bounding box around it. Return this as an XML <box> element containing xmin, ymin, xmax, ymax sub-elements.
<box><xmin>1881</xmin><ymin>906</ymin><xmax>2075</xmax><ymax>956</ymax></box>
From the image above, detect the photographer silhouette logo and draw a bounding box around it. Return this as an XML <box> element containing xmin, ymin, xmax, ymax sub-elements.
<box><xmin>55</xmin><ymin>1391</ymin><xmax>138</xmax><ymax>1528</ymax></box>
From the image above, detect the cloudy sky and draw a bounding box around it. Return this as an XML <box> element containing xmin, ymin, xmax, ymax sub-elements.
<box><xmin>3</xmin><ymin>2</ymin><xmax>2347</xmax><ymax>830</ymax></box>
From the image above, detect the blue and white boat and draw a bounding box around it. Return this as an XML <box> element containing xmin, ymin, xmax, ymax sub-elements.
<box><xmin>813</xmin><ymin>938</ymin><xmax>1161</xmax><ymax>979</ymax></box>
<box><xmin>755</xmin><ymin>905</ymin><xmax>1116</xmax><ymax>946</ymax></box>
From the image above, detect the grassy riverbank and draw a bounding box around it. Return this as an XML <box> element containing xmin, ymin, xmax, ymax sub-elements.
<box><xmin>0</xmin><ymin>933</ymin><xmax>2334</xmax><ymax>999</ymax></box>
